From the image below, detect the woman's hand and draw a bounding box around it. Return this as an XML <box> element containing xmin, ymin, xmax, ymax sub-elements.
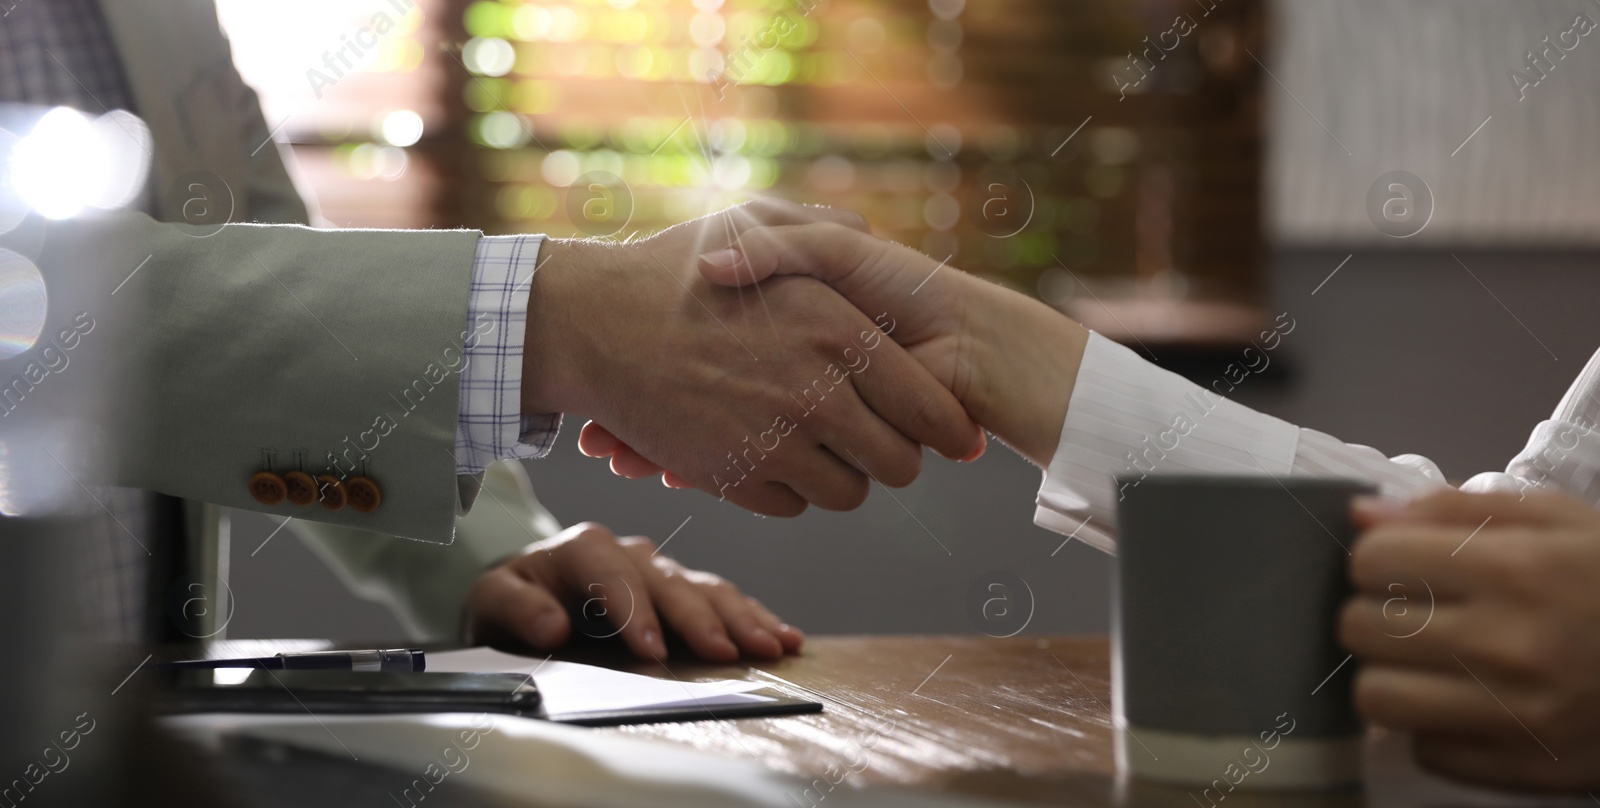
<box><xmin>466</xmin><ymin>522</ymin><xmax>803</xmax><ymax>663</ymax></box>
<box><xmin>1342</xmin><ymin>489</ymin><xmax>1600</xmax><ymax>791</ymax></box>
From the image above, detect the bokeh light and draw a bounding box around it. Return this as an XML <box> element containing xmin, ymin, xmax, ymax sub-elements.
<box><xmin>12</xmin><ymin>108</ymin><xmax>108</xmax><ymax>220</ymax></box>
<box><xmin>464</xmin><ymin>37</ymin><xmax>518</xmax><ymax>77</ymax></box>
<box><xmin>10</xmin><ymin>107</ymin><xmax>152</xmax><ymax>220</ymax></box>
<box><xmin>379</xmin><ymin>110</ymin><xmax>425</xmax><ymax>147</ymax></box>
<box><xmin>89</xmin><ymin>111</ymin><xmax>152</xmax><ymax>210</ymax></box>
<box><xmin>0</xmin><ymin>249</ymin><xmax>47</xmax><ymax>360</ymax></box>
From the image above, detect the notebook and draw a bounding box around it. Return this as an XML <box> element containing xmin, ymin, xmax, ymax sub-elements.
<box><xmin>426</xmin><ymin>647</ymin><xmax>821</xmax><ymax>726</ymax></box>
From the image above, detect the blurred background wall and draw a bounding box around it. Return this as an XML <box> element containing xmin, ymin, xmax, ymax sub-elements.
<box><xmin>218</xmin><ymin>0</ymin><xmax>1600</xmax><ymax>640</ymax></box>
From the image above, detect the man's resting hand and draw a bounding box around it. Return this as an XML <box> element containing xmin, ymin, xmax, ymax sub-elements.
<box><xmin>467</xmin><ymin>521</ymin><xmax>803</xmax><ymax>662</ymax></box>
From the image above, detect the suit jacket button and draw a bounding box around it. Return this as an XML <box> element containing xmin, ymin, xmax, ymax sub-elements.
<box><xmin>249</xmin><ymin>471</ymin><xmax>287</xmax><ymax>506</ymax></box>
<box><xmin>317</xmin><ymin>475</ymin><xmax>348</xmax><ymax>510</ymax></box>
<box><xmin>283</xmin><ymin>470</ymin><xmax>317</xmax><ymax>506</ymax></box>
<box><xmin>347</xmin><ymin>476</ymin><xmax>382</xmax><ymax>513</ymax></box>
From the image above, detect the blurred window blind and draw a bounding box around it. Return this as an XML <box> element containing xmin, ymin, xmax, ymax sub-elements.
<box><xmin>218</xmin><ymin>0</ymin><xmax>1273</xmax><ymax>343</ymax></box>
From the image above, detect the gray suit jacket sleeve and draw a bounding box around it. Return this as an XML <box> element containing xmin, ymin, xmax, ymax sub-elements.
<box><xmin>31</xmin><ymin>211</ymin><xmax>486</xmax><ymax>543</ymax></box>
<box><xmin>291</xmin><ymin>462</ymin><xmax>565</xmax><ymax>641</ymax></box>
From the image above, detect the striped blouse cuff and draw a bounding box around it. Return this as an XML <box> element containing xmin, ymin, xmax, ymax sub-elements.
<box><xmin>1034</xmin><ymin>331</ymin><xmax>1300</xmax><ymax>553</ymax></box>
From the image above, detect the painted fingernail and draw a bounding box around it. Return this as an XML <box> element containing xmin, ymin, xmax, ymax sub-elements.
<box><xmin>699</xmin><ymin>248</ymin><xmax>741</xmax><ymax>269</ymax></box>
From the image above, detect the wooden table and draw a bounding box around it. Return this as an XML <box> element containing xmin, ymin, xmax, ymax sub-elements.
<box><xmin>590</xmin><ymin>634</ymin><xmax>1124</xmax><ymax>806</ymax></box>
<box><xmin>560</xmin><ymin>634</ymin><xmax>1378</xmax><ymax>807</ymax></box>
<box><xmin>192</xmin><ymin>636</ymin><xmax>1492</xmax><ymax>807</ymax></box>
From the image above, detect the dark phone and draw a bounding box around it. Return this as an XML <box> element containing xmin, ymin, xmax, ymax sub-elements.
<box><xmin>157</xmin><ymin>670</ymin><xmax>541</xmax><ymax>716</ymax></box>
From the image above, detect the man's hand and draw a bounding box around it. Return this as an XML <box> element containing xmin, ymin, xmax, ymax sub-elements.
<box><xmin>466</xmin><ymin>522</ymin><xmax>803</xmax><ymax>663</ymax></box>
<box><xmin>1342</xmin><ymin>489</ymin><xmax>1600</xmax><ymax>791</ymax></box>
<box><xmin>578</xmin><ymin>220</ymin><xmax>1089</xmax><ymax>478</ymax></box>
<box><xmin>523</xmin><ymin>202</ymin><xmax>985</xmax><ymax>516</ymax></box>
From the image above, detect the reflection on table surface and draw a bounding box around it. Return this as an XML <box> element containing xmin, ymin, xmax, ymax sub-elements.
<box><xmin>192</xmin><ymin>635</ymin><xmax>1578</xmax><ymax>808</ymax></box>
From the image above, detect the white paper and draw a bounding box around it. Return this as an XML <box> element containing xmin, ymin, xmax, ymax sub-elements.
<box><xmin>426</xmin><ymin>647</ymin><xmax>774</xmax><ymax>717</ymax></box>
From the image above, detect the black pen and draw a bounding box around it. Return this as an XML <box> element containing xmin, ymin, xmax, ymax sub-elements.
<box><xmin>157</xmin><ymin>648</ymin><xmax>425</xmax><ymax>672</ymax></box>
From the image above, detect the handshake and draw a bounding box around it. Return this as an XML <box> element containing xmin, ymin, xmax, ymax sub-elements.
<box><xmin>520</xmin><ymin>199</ymin><xmax>1091</xmax><ymax>514</ymax></box>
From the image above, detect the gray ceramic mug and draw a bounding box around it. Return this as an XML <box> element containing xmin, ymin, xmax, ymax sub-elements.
<box><xmin>1112</xmin><ymin>475</ymin><xmax>1375</xmax><ymax>791</ymax></box>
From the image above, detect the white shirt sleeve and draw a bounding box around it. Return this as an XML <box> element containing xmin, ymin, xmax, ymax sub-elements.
<box><xmin>1035</xmin><ymin>331</ymin><xmax>1600</xmax><ymax>552</ymax></box>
